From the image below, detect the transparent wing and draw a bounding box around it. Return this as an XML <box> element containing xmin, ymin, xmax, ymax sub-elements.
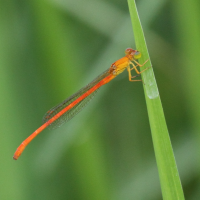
<box><xmin>43</xmin><ymin>69</ymin><xmax>110</xmax><ymax>129</ymax></box>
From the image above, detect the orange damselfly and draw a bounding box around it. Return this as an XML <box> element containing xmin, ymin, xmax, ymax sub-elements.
<box><xmin>13</xmin><ymin>48</ymin><xmax>149</xmax><ymax>160</ymax></box>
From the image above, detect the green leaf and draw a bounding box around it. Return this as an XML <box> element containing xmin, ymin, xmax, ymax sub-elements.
<box><xmin>127</xmin><ymin>0</ymin><xmax>185</xmax><ymax>199</ymax></box>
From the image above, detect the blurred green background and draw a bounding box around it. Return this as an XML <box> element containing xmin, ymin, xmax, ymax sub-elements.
<box><xmin>1</xmin><ymin>0</ymin><xmax>200</xmax><ymax>199</ymax></box>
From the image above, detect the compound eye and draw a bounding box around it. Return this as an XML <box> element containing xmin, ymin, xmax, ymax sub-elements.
<box><xmin>125</xmin><ymin>48</ymin><xmax>135</xmax><ymax>55</ymax></box>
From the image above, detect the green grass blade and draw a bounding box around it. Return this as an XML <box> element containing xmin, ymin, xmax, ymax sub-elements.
<box><xmin>127</xmin><ymin>0</ymin><xmax>185</xmax><ymax>199</ymax></box>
